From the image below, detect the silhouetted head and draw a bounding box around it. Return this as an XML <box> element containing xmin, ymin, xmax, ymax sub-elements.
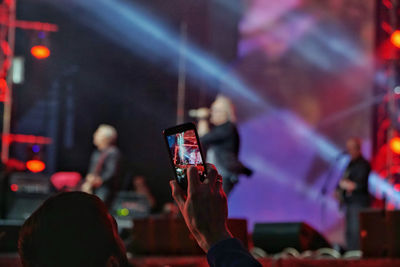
<box><xmin>346</xmin><ymin>137</ymin><xmax>362</xmax><ymax>160</ymax></box>
<box><xmin>18</xmin><ymin>192</ymin><xmax>128</xmax><ymax>267</ymax></box>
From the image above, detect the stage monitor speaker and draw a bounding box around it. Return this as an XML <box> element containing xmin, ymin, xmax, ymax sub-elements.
<box><xmin>6</xmin><ymin>193</ymin><xmax>49</xmax><ymax>220</ymax></box>
<box><xmin>9</xmin><ymin>172</ymin><xmax>50</xmax><ymax>194</ymax></box>
<box><xmin>130</xmin><ymin>218</ymin><xmax>248</xmax><ymax>255</ymax></box>
<box><xmin>360</xmin><ymin>209</ymin><xmax>400</xmax><ymax>257</ymax></box>
<box><xmin>111</xmin><ymin>191</ymin><xmax>151</xmax><ymax>220</ymax></box>
<box><xmin>252</xmin><ymin>222</ymin><xmax>330</xmax><ymax>254</ymax></box>
<box><xmin>0</xmin><ymin>220</ymin><xmax>22</xmax><ymax>252</ymax></box>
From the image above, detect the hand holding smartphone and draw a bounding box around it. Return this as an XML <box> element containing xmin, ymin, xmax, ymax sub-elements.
<box><xmin>163</xmin><ymin>122</ymin><xmax>207</xmax><ymax>190</ymax></box>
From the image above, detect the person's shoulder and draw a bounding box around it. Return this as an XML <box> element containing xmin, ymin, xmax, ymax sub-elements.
<box><xmin>224</xmin><ymin>121</ymin><xmax>237</xmax><ymax>131</ymax></box>
<box><xmin>360</xmin><ymin>156</ymin><xmax>370</xmax><ymax>163</ymax></box>
<box><xmin>359</xmin><ymin>156</ymin><xmax>371</xmax><ymax>167</ymax></box>
<box><xmin>91</xmin><ymin>149</ymin><xmax>101</xmax><ymax>157</ymax></box>
<box><xmin>108</xmin><ymin>146</ymin><xmax>121</xmax><ymax>156</ymax></box>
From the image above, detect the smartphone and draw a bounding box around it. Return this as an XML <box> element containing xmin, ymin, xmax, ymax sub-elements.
<box><xmin>163</xmin><ymin>122</ymin><xmax>206</xmax><ymax>190</ymax></box>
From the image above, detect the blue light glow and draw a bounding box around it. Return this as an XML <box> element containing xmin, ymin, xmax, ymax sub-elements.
<box><xmin>32</xmin><ymin>144</ymin><xmax>40</xmax><ymax>153</ymax></box>
<box><xmin>369</xmin><ymin>172</ymin><xmax>400</xmax><ymax>207</ymax></box>
<box><xmin>53</xmin><ymin>0</ymin><xmax>265</xmax><ymax>106</ymax></box>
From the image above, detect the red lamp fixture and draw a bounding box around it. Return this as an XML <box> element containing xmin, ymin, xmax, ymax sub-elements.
<box><xmin>390</xmin><ymin>137</ymin><xmax>400</xmax><ymax>154</ymax></box>
<box><xmin>26</xmin><ymin>159</ymin><xmax>46</xmax><ymax>173</ymax></box>
<box><xmin>390</xmin><ymin>30</ymin><xmax>400</xmax><ymax>49</ymax></box>
<box><xmin>31</xmin><ymin>45</ymin><xmax>50</xmax><ymax>59</ymax></box>
<box><xmin>10</xmin><ymin>184</ymin><xmax>18</xmax><ymax>192</ymax></box>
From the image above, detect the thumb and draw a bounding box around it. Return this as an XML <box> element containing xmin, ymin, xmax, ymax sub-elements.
<box><xmin>187</xmin><ymin>166</ymin><xmax>200</xmax><ymax>195</ymax></box>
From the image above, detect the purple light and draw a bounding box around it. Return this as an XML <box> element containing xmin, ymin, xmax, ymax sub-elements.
<box><xmin>38</xmin><ymin>31</ymin><xmax>46</xmax><ymax>39</ymax></box>
<box><xmin>32</xmin><ymin>144</ymin><xmax>40</xmax><ymax>153</ymax></box>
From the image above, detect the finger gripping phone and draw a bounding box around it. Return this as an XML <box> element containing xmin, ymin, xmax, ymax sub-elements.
<box><xmin>163</xmin><ymin>122</ymin><xmax>206</xmax><ymax>190</ymax></box>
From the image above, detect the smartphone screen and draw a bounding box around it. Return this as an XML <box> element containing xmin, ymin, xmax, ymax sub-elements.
<box><xmin>163</xmin><ymin>123</ymin><xmax>206</xmax><ymax>190</ymax></box>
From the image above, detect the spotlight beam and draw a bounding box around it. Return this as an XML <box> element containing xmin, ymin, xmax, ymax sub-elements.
<box><xmin>48</xmin><ymin>0</ymin><xmax>266</xmax><ymax>107</ymax></box>
<box><xmin>318</xmin><ymin>94</ymin><xmax>386</xmax><ymax>127</ymax></box>
<box><xmin>47</xmin><ymin>0</ymin><xmax>346</xmax><ymax>163</ymax></box>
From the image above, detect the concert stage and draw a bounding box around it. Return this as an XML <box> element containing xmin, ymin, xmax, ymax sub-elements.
<box><xmin>1</xmin><ymin>254</ymin><xmax>400</xmax><ymax>267</ymax></box>
<box><xmin>1</xmin><ymin>1</ymin><xmax>400</xmax><ymax>267</ymax></box>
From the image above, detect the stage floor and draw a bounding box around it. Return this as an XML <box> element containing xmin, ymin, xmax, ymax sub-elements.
<box><xmin>2</xmin><ymin>254</ymin><xmax>400</xmax><ymax>267</ymax></box>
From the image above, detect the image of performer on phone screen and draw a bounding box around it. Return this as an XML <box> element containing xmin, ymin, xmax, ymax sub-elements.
<box><xmin>167</xmin><ymin>129</ymin><xmax>204</xmax><ymax>184</ymax></box>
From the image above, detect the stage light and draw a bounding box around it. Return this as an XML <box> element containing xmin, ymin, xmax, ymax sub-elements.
<box><xmin>390</xmin><ymin>137</ymin><xmax>400</xmax><ymax>154</ymax></box>
<box><xmin>31</xmin><ymin>45</ymin><xmax>50</xmax><ymax>59</ymax></box>
<box><xmin>32</xmin><ymin>144</ymin><xmax>40</xmax><ymax>153</ymax></box>
<box><xmin>360</xmin><ymin>230</ymin><xmax>367</xmax><ymax>238</ymax></box>
<box><xmin>387</xmin><ymin>202</ymin><xmax>396</xmax><ymax>210</ymax></box>
<box><xmin>117</xmin><ymin>208</ymin><xmax>129</xmax><ymax>216</ymax></box>
<box><xmin>391</xmin><ymin>30</ymin><xmax>400</xmax><ymax>48</ymax></box>
<box><xmin>26</xmin><ymin>159</ymin><xmax>46</xmax><ymax>173</ymax></box>
<box><xmin>10</xmin><ymin>184</ymin><xmax>18</xmax><ymax>192</ymax></box>
<box><xmin>394</xmin><ymin>184</ymin><xmax>400</xmax><ymax>192</ymax></box>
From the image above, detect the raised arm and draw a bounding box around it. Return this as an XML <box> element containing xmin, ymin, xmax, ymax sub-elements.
<box><xmin>170</xmin><ymin>164</ymin><xmax>261</xmax><ymax>267</ymax></box>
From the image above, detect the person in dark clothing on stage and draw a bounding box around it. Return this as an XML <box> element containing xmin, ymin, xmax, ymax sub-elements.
<box><xmin>82</xmin><ymin>124</ymin><xmax>121</xmax><ymax>208</ymax></box>
<box><xmin>196</xmin><ymin>95</ymin><xmax>251</xmax><ymax>196</ymax></box>
<box><xmin>170</xmin><ymin>163</ymin><xmax>261</xmax><ymax>267</ymax></box>
<box><xmin>337</xmin><ymin>137</ymin><xmax>371</xmax><ymax>250</ymax></box>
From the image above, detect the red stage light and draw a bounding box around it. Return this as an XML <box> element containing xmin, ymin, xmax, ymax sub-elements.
<box><xmin>383</xmin><ymin>0</ymin><xmax>393</xmax><ymax>9</ymax></box>
<box><xmin>360</xmin><ymin>230</ymin><xmax>367</xmax><ymax>238</ymax></box>
<box><xmin>10</xmin><ymin>184</ymin><xmax>18</xmax><ymax>192</ymax></box>
<box><xmin>387</xmin><ymin>202</ymin><xmax>396</xmax><ymax>210</ymax></box>
<box><xmin>394</xmin><ymin>184</ymin><xmax>400</xmax><ymax>192</ymax></box>
<box><xmin>31</xmin><ymin>45</ymin><xmax>50</xmax><ymax>59</ymax></box>
<box><xmin>389</xmin><ymin>137</ymin><xmax>400</xmax><ymax>154</ymax></box>
<box><xmin>391</xmin><ymin>30</ymin><xmax>400</xmax><ymax>49</ymax></box>
<box><xmin>26</xmin><ymin>159</ymin><xmax>46</xmax><ymax>173</ymax></box>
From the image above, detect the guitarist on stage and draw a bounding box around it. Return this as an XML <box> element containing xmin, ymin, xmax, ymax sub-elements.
<box><xmin>337</xmin><ymin>137</ymin><xmax>371</xmax><ymax>251</ymax></box>
<box><xmin>82</xmin><ymin>124</ymin><xmax>121</xmax><ymax>209</ymax></box>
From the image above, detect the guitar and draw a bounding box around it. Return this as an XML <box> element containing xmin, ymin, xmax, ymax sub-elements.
<box><xmin>336</xmin><ymin>171</ymin><xmax>358</xmax><ymax>209</ymax></box>
<box><xmin>81</xmin><ymin>174</ymin><xmax>103</xmax><ymax>194</ymax></box>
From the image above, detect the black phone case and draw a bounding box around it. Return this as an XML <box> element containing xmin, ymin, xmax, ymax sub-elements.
<box><xmin>163</xmin><ymin>122</ymin><xmax>207</xmax><ymax>190</ymax></box>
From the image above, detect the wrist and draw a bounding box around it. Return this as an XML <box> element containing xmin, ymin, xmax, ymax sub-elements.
<box><xmin>196</xmin><ymin>228</ymin><xmax>233</xmax><ymax>252</ymax></box>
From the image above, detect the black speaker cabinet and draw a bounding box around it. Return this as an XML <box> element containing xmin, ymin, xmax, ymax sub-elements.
<box><xmin>360</xmin><ymin>209</ymin><xmax>400</xmax><ymax>257</ymax></box>
<box><xmin>252</xmin><ymin>222</ymin><xmax>330</xmax><ymax>254</ymax></box>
